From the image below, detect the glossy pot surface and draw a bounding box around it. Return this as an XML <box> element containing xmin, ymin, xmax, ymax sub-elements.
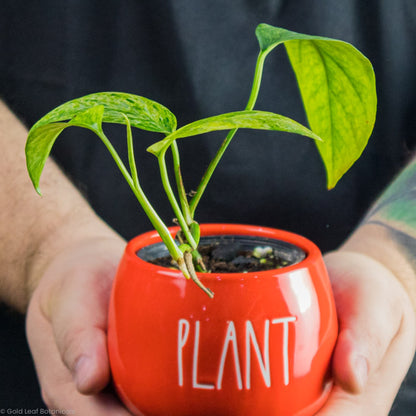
<box><xmin>108</xmin><ymin>224</ymin><xmax>338</xmax><ymax>416</ymax></box>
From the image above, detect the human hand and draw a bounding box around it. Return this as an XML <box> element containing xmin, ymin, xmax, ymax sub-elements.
<box><xmin>24</xmin><ymin>230</ymin><xmax>416</xmax><ymax>415</ymax></box>
<box><xmin>316</xmin><ymin>251</ymin><xmax>416</xmax><ymax>415</ymax></box>
<box><xmin>26</xmin><ymin>235</ymin><xmax>133</xmax><ymax>415</ymax></box>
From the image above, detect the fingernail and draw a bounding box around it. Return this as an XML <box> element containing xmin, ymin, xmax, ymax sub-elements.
<box><xmin>74</xmin><ymin>355</ymin><xmax>91</xmax><ymax>391</ymax></box>
<box><xmin>354</xmin><ymin>354</ymin><xmax>369</xmax><ymax>391</ymax></box>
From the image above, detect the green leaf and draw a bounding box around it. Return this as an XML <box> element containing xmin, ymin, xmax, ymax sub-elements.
<box><xmin>256</xmin><ymin>24</ymin><xmax>377</xmax><ymax>189</ymax></box>
<box><xmin>30</xmin><ymin>92</ymin><xmax>177</xmax><ymax>134</ymax></box>
<box><xmin>147</xmin><ymin>110</ymin><xmax>321</xmax><ymax>156</ymax></box>
<box><xmin>70</xmin><ymin>104</ymin><xmax>105</xmax><ymax>132</ymax></box>
<box><xmin>26</xmin><ymin>92</ymin><xmax>177</xmax><ymax>194</ymax></box>
<box><xmin>26</xmin><ymin>105</ymin><xmax>105</xmax><ymax>194</ymax></box>
<box><xmin>255</xmin><ymin>24</ymin><xmax>328</xmax><ymax>52</ymax></box>
<box><xmin>26</xmin><ymin>123</ymin><xmax>69</xmax><ymax>194</ymax></box>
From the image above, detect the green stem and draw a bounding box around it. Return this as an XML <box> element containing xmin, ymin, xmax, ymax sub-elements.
<box><xmin>171</xmin><ymin>141</ymin><xmax>193</xmax><ymax>225</ymax></box>
<box><xmin>189</xmin><ymin>129</ymin><xmax>237</xmax><ymax>217</ymax></box>
<box><xmin>97</xmin><ymin>130</ymin><xmax>183</xmax><ymax>261</ymax></box>
<box><xmin>158</xmin><ymin>149</ymin><xmax>197</xmax><ymax>249</ymax></box>
<box><xmin>125</xmin><ymin>115</ymin><xmax>140</xmax><ymax>190</ymax></box>
<box><xmin>245</xmin><ymin>51</ymin><xmax>267</xmax><ymax>110</ymax></box>
<box><xmin>189</xmin><ymin>51</ymin><xmax>267</xmax><ymax>217</ymax></box>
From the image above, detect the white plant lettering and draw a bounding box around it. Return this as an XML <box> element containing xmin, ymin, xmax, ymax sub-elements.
<box><xmin>177</xmin><ymin>316</ymin><xmax>296</xmax><ymax>390</ymax></box>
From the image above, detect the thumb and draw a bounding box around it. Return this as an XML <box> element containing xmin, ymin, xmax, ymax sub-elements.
<box><xmin>325</xmin><ymin>251</ymin><xmax>407</xmax><ymax>394</ymax></box>
<box><xmin>58</xmin><ymin>320</ymin><xmax>110</xmax><ymax>395</ymax></box>
<box><xmin>39</xmin><ymin>242</ymin><xmax>121</xmax><ymax>395</ymax></box>
<box><xmin>46</xmin><ymin>271</ymin><xmax>113</xmax><ymax>394</ymax></box>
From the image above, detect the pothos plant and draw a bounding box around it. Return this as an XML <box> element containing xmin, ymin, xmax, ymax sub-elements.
<box><xmin>25</xmin><ymin>24</ymin><xmax>376</xmax><ymax>297</ymax></box>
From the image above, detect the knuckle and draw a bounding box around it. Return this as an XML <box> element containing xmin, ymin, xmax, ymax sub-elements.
<box><xmin>57</xmin><ymin>326</ymin><xmax>86</xmax><ymax>371</ymax></box>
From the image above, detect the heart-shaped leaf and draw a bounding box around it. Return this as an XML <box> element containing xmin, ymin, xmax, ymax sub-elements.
<box><xmin>256</xmin><ymin>24</ymin><xmax>377</xmax><ymax>188</ymax></box>
<box><xmin>26</xmin><ymin>93</ymin><xmax>177</xmax><ymax>194</ymax></box>
<box><xmin>147</xmin><ymin>110</ymin><xmax>321</xmax><ymax>157</ymax></box>
<box><xmin>26</xmin><ymin>105</ymin><xmax>106</xmax><ymax>194</ymax></box>
<box><xmin>30</xmin><ymin>92</ymin><xmax>177</xmax><ymax>134</ymax></box>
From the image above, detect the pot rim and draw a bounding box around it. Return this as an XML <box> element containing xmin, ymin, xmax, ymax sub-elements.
<box><xmin>124</xmin><ymin>223</ymin><xmax>322</xmax><ymax>281</ymax></box>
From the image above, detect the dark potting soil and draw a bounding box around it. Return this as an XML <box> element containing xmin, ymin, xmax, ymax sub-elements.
<box><xmin>149</xmin><ymin>241</ymin><xmax>294</xmax><ymax>273</ymax></box>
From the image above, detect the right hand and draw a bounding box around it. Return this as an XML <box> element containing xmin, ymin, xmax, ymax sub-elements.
<box><xmin>26</xmin><ymin>234</ymin><xmax>133</xmax><ymax>415</ymax></box>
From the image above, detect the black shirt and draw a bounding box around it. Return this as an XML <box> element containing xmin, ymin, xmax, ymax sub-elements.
<box><xmin>1</xmin><ymin>0</ymin><xmax>415</xmax><ymax>413</ymax></box>
<box><xmin>1</xmin><ymin>0</ymin><xmax>415</xmax><ymax>250</ymax></box>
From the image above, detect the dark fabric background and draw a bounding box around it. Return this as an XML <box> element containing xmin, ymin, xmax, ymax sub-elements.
<box><xmin>1</xmin><ymin>0</ymin><xmax>416</xmax><ymax>413</ymax></box>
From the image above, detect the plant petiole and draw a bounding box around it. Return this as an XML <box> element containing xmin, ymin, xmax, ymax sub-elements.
<box><xmin>97</xmin><ymin>128</ymin><xmax>183</xmax><ymax>263</ymax></box>
<box><xmin>158</xmin><ymin>149</ymin><xmax>197</xmax><ymax>249</ymax></box>
<box><xmin>171</xmin><ymin>141</ymin><xmax>193</xmax><ymax>225</ymax></box>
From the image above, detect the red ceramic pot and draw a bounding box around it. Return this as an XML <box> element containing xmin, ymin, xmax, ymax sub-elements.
<box><xmin>108</xmin><ymin>224</ymin><xmax>338</xmax><ymax>416</ymax></box>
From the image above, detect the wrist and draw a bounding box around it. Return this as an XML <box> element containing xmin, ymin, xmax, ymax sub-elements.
<box><xmin>0</xmin><ymin>101</ymin><xmax>125</xmax><ymax>312</ymax></box>
<box><xmin>339</xmin><ymin>223</ymin><xmax>416</xmax><ymax>313</ymax></box>
<box><xmin>24</xmin><ymin>203</ymin><xmax>124</xmax><ymax>312</ymax></box>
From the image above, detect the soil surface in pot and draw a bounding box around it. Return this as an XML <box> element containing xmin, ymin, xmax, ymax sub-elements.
<box><xmin>148</xmin><ymin>238</ymin><xmax>304</xmax><ymax>273</ymax></box>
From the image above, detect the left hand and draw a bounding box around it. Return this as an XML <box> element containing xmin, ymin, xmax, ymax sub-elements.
<box><xmin>316</xmin><ymin>250</ymin><xmax>416</xmax><ymax>415</ymax></box>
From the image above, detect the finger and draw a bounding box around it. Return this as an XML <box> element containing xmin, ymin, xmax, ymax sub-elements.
<box><xmin>324</xmin><ymin>251</ymin><xmax>408</xmax><ymax>394</ymax></box>
<box><xmin>316</xmin><ymin>299</ymin><xmax>415</xmax><ymax>415</ymax></box>
<box><xmin>38</xmin><ymin>239</ymin><xmax>123</xmax><ymax>394</ymax></box>
<box><xmin>46</xmin><ymin>267</ymin><xmax>114</xmax><ymax>394</ymax></box>
<box><xmin>27</xmin><ymin>292</ymin><xmax>132</xmax><ymax>415</ymax></box>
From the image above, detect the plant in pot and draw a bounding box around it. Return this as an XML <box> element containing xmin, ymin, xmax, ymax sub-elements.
<box><xmin>25</xmin><ymin>24</ymin><xmax>376</xmax><ymax>416</ymax></box>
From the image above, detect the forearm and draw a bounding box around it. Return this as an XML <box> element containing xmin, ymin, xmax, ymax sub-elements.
<box><xmin>340</xmin><ymin>155</ymin><xmax>416</xmax><ymax>311</ymax></box>
<box><xmin>0</xmin><ymin>100</ymin><xmax>122</xmax><ymax>312</ymax></box>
